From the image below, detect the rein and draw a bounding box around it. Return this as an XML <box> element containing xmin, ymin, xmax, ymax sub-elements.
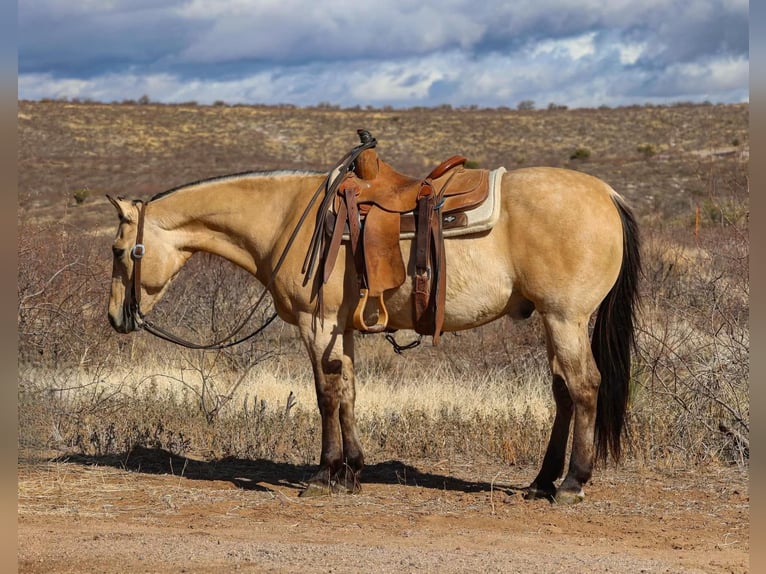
<box><xmin>126</xmin><ymin>137</ymin><xmax>377</xmax><ymax>350</ymax></box>
<box><xmin>128</xmin><ymin>201</ymin><xmax>279</xmax><ymax>349</ymax></box>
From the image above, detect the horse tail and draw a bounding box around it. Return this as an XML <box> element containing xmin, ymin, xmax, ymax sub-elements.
<box><xmin>592</xmin><ymin>194</ymin><xmax>641</xmax><ymax>463</ymax></box>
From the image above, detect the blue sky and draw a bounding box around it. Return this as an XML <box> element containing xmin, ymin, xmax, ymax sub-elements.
<box><xmin>17</xmin><ymin>0</ymin><xmax>749</xmax><ymax>109</ymax></box>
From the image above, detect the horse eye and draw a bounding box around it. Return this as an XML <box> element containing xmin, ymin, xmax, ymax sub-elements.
<box><xmin>112</xmin><ymin>246</ymin><xmax>125</xmax><ymax>258</ymax></box>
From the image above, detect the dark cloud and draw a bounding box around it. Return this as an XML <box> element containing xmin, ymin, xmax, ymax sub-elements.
<box><xmin>17</xmin><ymin>0</ymin><xmax>749</xmax><ymax>108</ymax></box>
<box><xmin>19</xmin><ymin>1</ymin><xmax>202</xmax><ymax>76</ymax></box>
<box><xmin>625</xmin><ymin>9</ymin><xmax>748</xmax><ymax>68</ymax></box>
<box><xmin>427</xmin><ymin>79</ymin><xmax>460</xmax><ymax>101</ymax></box>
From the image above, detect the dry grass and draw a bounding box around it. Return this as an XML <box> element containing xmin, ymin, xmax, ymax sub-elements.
<box><xmin>19</xmin><ymin>340</ymin><xmax>554</xmax><ymax>467</ymax></box>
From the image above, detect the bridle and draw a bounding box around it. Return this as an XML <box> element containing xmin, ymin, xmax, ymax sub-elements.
<box><xmin>127</xmin><ymin>200</ymin><xmax>146</xmax><ymax>320</ymax></box>
<box><xmin>123</xmin><ymin>135</ymin><xmax>377</xmax><ymax>350</ymax></box>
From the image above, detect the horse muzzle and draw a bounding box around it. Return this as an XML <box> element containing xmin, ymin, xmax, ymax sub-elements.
<box><xmin>108</xmin><ymin>303</ymin><xmax>142</xmax><ymax>333</ymax></box>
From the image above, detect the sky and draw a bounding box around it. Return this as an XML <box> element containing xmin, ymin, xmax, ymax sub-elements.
<box><xmin>17</xmin><ymin>0</ymin><xmax>749</xmax><ymax>109</ymax></box>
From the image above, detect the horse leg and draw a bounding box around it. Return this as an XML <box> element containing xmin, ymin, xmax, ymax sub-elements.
<box><xmin>526</xmin><ymin>374</ymin><xmax>573</xmax><ymax>501</ymax></box>
<box><xmin>298</xmin><ymin>316</ymin><xmax>364</xmax><ymax>496</ymax></box>
<box><xmin>529</xmin><ymin>314</ymin><xmax>600</xmax><ymax>504</ymax></box>
<box><xmin>337</xmin><ymin>329</ymin><xmax>364</xmax><ymax>487</ymax></box>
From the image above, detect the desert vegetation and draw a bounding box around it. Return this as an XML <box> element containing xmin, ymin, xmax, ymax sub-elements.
<box><xmin>17</xmin><ymin>100</ymin><xmax>748</xmax><ymax>475</ymax></box>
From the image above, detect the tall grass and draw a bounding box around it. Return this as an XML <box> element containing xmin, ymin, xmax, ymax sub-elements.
<box><xmin>630</xmin><ymin>162</ymin><xmax>749</xmax><ymax>466</ymax></box>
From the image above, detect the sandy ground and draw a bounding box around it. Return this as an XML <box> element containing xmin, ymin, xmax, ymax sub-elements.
<box><xmin>18</xmin><ymin>450</ymin><xmax>748</xmax><ymax>573</ymax></box>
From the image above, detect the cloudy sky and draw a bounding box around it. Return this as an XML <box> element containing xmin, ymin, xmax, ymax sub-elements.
<box><xmin>18</xmin><ymin>0</ymin><xmax>749</xmax><ymax>109</ymax></box>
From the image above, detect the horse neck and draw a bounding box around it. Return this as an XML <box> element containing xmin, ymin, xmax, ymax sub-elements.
<box><xmin>147</xmin><ymin>173</ymin><xmax>323</xmax><ymax>280</ymax></box>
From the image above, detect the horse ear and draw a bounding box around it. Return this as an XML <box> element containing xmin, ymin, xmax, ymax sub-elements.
<box><xmin>106</xmin><ymin>194</ymin><xmax>134</xmax><ymax>222</ymax></box>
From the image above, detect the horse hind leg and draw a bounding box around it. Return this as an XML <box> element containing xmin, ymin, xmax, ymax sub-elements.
<box><xmin>525</xmin><ymin>373</ymin><xmax>573</xmax><ymax>501</ymax></box>
<box><xmin>528</xmin><ymin>314</ymin><xmax>600</xmax><ymax>504</ymax></box>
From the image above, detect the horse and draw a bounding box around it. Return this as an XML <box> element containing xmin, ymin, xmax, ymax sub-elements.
<box><xmin>106</xmin><ymin>152</ymin><xmax>640</xmax><ymax>504</ymax></box>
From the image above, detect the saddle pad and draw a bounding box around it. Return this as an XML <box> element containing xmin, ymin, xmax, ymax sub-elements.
<box><xmin>440</xmin><ymin>166</ymin><xmax>505</xmax><ymax>238</ymax></box>
<box><xmin>339</xmin><ymin>166</ymin><xmax>506</xmax><ymax>240</ymax></box>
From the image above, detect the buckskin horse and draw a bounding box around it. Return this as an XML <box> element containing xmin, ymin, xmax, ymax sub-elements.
<box><xmin>106</xmin><ymin>133</ymin><xmax>640</xmax><ymax>504</ymax></box>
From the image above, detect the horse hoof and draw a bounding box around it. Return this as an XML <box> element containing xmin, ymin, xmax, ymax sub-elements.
<box><xmin>299</xmin><ymin>472</ymin><xmax>360</xmax><ymax>498</ymax></box>
<box><xmin>554</xmin><ymin>488</ymin><xmax>585</xmax><ymax>505</ymax></box>
<box><xmin>524</xmin><ymin>483</ymin><xmax>555</xmax><ymax>502</ymax></box>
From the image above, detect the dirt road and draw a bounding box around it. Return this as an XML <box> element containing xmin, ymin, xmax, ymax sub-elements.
<box><xmin>18</xmin><ymin>451</ymin><xmax>748</xmax><ymax>573</ymax></box>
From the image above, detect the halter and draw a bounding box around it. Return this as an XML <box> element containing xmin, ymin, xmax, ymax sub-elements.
<box><xmin>124</xmin><ymin>135</ymin><xmax>377</xmax><ymax>350</ymax></box>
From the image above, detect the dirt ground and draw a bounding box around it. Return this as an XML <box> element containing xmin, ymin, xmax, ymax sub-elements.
<box><xmin>17</xmin><ymin>450</ymin><xmax>748</xmax><ymax>573</ymax></box>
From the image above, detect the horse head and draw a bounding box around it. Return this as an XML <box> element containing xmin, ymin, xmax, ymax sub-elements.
<box><xmin>106</xmin><ymin>195</ymin><xmax>190</xmax><ymax>333</ymax></box>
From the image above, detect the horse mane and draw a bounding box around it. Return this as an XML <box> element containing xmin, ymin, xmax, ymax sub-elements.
<box><xmin>149</xmin><ymin>169</ymin><xmax>323</xmax><ymax>202</ymax></box>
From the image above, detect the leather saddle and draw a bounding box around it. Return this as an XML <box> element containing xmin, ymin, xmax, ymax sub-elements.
<box><xmin>321</xmin><ymin>130</ymin><xmax>491</xmax><ymax>344</ymax></box>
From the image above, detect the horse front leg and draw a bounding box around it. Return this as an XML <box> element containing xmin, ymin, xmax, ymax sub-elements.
<box><xmin>298</xmin><ymin>316</ymin><xmax>364</xmax><ymax>496</ymax></box>
<box><xmin>337</xmin><ymin>329</ymin><xmax>364</xmax><ymax>485</ymax></box>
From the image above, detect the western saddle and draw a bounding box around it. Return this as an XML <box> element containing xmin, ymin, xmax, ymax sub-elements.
<box><xmin>315</xmin><ymin>130</ymin><xmax>491</xmax><ymax>345</ymax></box>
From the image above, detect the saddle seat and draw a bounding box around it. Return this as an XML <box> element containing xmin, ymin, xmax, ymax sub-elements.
<box><xmin>349</xmin><ymin>148</ymin><xmax>489</xmax><ymax>217</ymax></box>
<box><xmin>323</xmin><ymin>141</ymin><xmax>492</xmax><ymax>344</ymax></box>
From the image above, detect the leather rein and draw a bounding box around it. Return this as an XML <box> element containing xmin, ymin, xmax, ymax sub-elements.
<box><xmin>127</xmin><ymin>200</ymin><xmax>278</xmax><ymax>349</ymax></box>
<box><xmin>125</xmin><ymin>138</ymin><xmax>377</xmax><ymax>350</ymax></box>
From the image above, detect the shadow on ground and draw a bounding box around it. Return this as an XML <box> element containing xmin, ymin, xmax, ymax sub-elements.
<box><xmin>53</xmin><ymin>446</ymin><xmax>526</xmax><ymax>495</ymax></box>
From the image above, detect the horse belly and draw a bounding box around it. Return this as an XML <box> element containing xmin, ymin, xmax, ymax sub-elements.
<box><xmin>383</xmin><ymin>235</ymin><xmax>514</xmax><ymax>332</ymax></box>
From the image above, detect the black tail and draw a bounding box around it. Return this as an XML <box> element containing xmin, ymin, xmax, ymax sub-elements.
<box><xmin>592</xmin><ymin>195</ymin><xmax>641</xmax><ymax>463</ymax></box>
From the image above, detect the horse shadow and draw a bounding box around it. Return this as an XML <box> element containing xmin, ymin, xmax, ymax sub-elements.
<box><xmin>56</xmin><ymin>446</ymin><xmax>526</xmax><ymax>496</ymax></box>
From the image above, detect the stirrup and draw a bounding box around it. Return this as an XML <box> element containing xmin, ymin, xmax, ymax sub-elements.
<box><xmin>353</xmin><ymin>289</ymin><xmax>389</xmax><ymax>333</ymax></box>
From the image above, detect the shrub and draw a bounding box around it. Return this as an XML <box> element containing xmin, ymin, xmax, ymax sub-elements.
<box><xmin>569</xmin><ymin>146</ymin><xmax>591</xmax><ymax>160</ymax></box>
<box><xmin>636</xmin><ymin>143</ymin><xmax>657</xmax><ymax>158</ymax></box>
<box><xmin>72</xmin><ymin>188</ymin><xmax>90</xmax><ymax>205</ymax></box>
